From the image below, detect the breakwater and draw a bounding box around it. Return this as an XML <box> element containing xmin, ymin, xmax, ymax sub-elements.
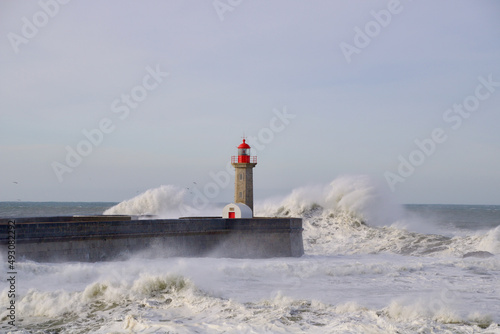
<box><xmin>0</xmin><ymin>216</ymin><xmax>304</xmax><ymax>262</ymax></box>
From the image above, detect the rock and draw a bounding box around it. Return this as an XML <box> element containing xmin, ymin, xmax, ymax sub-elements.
<box><xmin>462</xmin><ymin>251</ymin><xmax>494</xmax><ymax>258</ymax></box>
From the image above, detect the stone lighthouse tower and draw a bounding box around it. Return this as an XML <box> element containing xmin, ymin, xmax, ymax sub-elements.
<box><xmin>231</xmin><ymin>139</ymin><xmax>257</xmax><ymax>213</ymax></box>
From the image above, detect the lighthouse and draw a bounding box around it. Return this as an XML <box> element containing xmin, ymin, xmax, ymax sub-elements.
<box><xmin>231</xmin><ymin>139</ymin><xmax>257</xmax><ymax>213</ymax></box>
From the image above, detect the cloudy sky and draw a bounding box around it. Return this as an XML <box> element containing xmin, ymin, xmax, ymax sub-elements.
<box><xmin>1</xmin><ymin>0</ymin><xmax>499</xmax><ymax>204</ymax></box>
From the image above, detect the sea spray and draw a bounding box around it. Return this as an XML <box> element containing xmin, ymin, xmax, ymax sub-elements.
<box><xmin>255</xmin><ymin>176</ymin><xmax>498</xmax><ymax>257</ymax></box>
<box><xmin>256</xmin><ymin>175</ymin><xmax>403</xmax><ymax>227</ymax></box>
<box><xmin>477</xmin><ymin>226</ymin><xmax>500</xmax><ymax>254</ymax></box>
<box><xmin>105</xmin><ymin>175</ymin><xmax>403</xmax><ymax>227</ymax></box>
<box><xmin>103</xmin><ymin>185</ymin><xmax>221</xmax><ymax>217</ymax></box>
<box><xmin>103</xmin><ymin>185</ymin><xmax>187</xmax><ymax>217</ymax></box>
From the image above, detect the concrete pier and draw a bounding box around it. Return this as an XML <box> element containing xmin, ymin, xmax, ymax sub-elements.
<box><xmin>0</xmin><ymin>216</ymin><xmax>304</xmax><ymax>262</ymax></box>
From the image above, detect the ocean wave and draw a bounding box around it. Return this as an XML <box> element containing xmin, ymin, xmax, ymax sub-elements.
<box><xmin>300</xmin><ymin>205</ymin><xmax>499</xmax><ymax>257</ymax></box>
<box><xmin>1</xmin><ymin>273</ymin><xmax>197</xmax><ymax>333</ymax></box>
<box><xmin>103</xmin><ymin>185</ymin><xmax>203</xmax><ymax>217</ymax></box>
<box><xmin>255</xmin><ymin>175</ymin><xmax>499</xmax><ymax>258</ymax></box>
<box><xmin>5</xmin><ymin>278</ymin><xmax>496</xmax><ymax>333</ymax></box>
<box><xmin>3</xmin><ymin>251</ymin><xmax>499</xmax><ymax>334</ymax></box>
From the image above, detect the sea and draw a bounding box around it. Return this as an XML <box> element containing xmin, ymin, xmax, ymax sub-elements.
<box><xmin>1</xmin><ymin>176</ymin><xmax>499</xmax><ymax>333</ymax></box>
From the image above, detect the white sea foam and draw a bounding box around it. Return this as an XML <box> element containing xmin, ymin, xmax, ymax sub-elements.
<box><xmin>3</xmin><ymin>252</ymin><xmax>499</xmax><ymax>333</ymax></box>
<box><xmin>4</xmin><ymin>257</ymin><xmax>498</xmax><ymax>333</ymax></box>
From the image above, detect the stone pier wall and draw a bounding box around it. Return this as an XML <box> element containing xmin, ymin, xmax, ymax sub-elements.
<box><xmin>0</xmin><ymin>216</ymin><xmax>304</xmax><ymax>262</ymax></box>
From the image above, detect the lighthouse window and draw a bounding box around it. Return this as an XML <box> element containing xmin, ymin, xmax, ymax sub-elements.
<box><xmin>239</xmin><ymin>191</ymin><xmax>243</xmax><ymax>199</ymax></box>
<box><xmin>239</xmin><ymin>173</ymin><xmax>243</xmax><ymax>181</ymax></box>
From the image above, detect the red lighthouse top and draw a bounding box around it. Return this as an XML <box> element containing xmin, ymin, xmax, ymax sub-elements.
<box><xmin>238</xmin><ymin>139</ymin><xmax>251</xmax><ymax>149</ymax></box>
<box><xmin>231</xmin><ymin>139</ymin><xmax>257</xmax><ymax>164</ymax></box>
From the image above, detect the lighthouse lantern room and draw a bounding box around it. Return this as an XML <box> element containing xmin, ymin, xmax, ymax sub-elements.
<box><xmin>231</xmin><ymin>139</ymin><xmax>257</xmax><ymax>214</ymax></box>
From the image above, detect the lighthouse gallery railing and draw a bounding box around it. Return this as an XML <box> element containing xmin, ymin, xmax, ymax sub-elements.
<box><xmin>231</xmin><ymin>156</ymin><xmax>257</xmax><ymax>163</ymax></box>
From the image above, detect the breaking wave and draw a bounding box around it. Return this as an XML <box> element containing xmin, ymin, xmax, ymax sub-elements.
<box><xmin>103</xmin><ymin>185</ymin><xmax>220</xmax><ymax>218</ymax></box>
<box><xmin>103</xmin><ymin>185</ymin><xmax>187</xmax><ymax>217</ymax></box>
<box><xmin>4</xmin><ymin>267</ymin><xmax>497</xmax><ymax>333</ymax></box>
<box><xmin>255</xmin><ymin>175</ymin><xmax>499</xmax><ymax>257</ymax></box>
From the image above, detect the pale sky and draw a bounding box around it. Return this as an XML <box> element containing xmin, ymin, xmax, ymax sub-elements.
<box><xmin>1</xmin><ymin>0</ymin><xmax>499</xmax><ymax>204</ymax></box>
